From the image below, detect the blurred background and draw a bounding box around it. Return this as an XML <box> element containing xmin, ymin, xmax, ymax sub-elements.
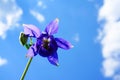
<box><xmin>0</xmin><ymin>0</ymin><xmax>120</xmax><ymax>80</ymax></box>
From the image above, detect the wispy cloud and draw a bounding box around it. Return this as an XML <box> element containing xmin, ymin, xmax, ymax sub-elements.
<box><xmin>88</xmin><ymin>0</ymin><xmax>100</xmax><ymax>9</ymax></box>
<box><xmin>37</xmin><ymin>1</ymin><xmax>47</xmax><ymax>9</ymax></box>
<box><xmin>0</xmin><ymin>57</ymin><xmax>7</xmax><ymax>66</ymax></box>
<box><xmin>73</xmin><ymin>33</ymin><xmax>80</xmax><ymax>42</ymax></box>
<box><xmin>30</xmin><ymin>10</ymin><xmax>45</xmax><ymax>23</ymax></box>
<box><xmin>0</xmin><ymin>0</ymin><xmax>23</xmax><ymax>39</ymax></box>
<box><xmin>97</xmin><ymin>0</ymin><xmax>120</xmax><ymax>79</ymax></box>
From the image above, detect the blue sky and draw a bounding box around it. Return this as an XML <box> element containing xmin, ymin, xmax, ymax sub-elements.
<box><xmin>0</xmin><ymin>0</ymin><xmax>120</xmax><ymax>80</ymax></box>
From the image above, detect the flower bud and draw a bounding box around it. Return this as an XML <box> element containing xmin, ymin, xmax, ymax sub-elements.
<box><xmin>19</xmin><ymin>32</ymin><xmax>28</xmax><ymax>46</ymax></box>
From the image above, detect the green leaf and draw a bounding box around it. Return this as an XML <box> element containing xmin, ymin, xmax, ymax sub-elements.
<box><xmin>19</xmin><ymin>32</ymin><xmax>28</xmax><ymax>46</ymax></box>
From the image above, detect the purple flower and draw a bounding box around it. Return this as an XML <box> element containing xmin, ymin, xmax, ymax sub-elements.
<box><xmin>22</xmin><ymin>18</ymin><xmax>73</xmax><ymax>66</ymax></box>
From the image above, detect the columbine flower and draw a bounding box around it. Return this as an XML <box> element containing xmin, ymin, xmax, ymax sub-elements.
<box><xmin>21</xmin><ymin>18</ymin><xmax>73</xmax><ymax>66</ymax></box>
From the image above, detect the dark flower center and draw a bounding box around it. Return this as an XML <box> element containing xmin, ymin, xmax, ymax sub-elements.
<box><xmin>42</xmin><ymin>37</ymin><xmax>50</xmax><ymax>50</ymax></box>
<box><xmin>36</xmin><ymin>33</ymin><xmax>58</xmax><ymax>57</ymax></box>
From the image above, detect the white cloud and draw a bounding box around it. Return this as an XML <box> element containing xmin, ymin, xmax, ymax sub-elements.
<box><xmin>0</xmin><ymin>57</ymin><xmax>7</xmax><ymax>66</ymax></box>
<box><xmin>98</xmin><ymin>0</ymin><xmax>120</xmax><ymax>22</ymax></box>
<box><xmin>37</xmin><ymin>1</ymin><xmax>47</xmax><ymax>9</ymax></box>
<box><xmin>98</xmin><ymin>0</ymin><xmax>120</xmax><ymax>79</ymax></box>
<box><xmin>30</xmin><ymin>10</ymin><xmax>45</xmax><ymax>23</ymax></box>
<box><xmin>73</xmin><ymin>33</ymin><xmax>80</xmax><ymax>42</ymax></box>
<box><xmin>0</xmin><ymin>0</ymin><xmax>23</xmax><ymax>39</ymax></box>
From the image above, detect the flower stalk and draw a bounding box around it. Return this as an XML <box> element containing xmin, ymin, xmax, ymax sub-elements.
<box><xmin>20</xmin><ymin>57</ymin><xmax>33</xmax><ymax>80</ymax></box>
<box><xmin>20</xmin><ymin>38</ymin><xmax>33</xmax><ymax>80</ymax></box>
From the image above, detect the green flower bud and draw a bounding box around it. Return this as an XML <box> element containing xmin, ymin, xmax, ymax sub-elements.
<box><xmin>19</xmin><ymin>32</ymin><xmax>28</xmax><ymax>46</ymax></box>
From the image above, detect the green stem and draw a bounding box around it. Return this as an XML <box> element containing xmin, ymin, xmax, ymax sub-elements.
<box><xmin>20</xmin><ymin>37</ymin><xmax>33</xmax><ymax>80</ymax></box>
<box><xmin>20</xmin><ymin>57</ymin><xmax>33</xmax><ymax>80</ymax></box>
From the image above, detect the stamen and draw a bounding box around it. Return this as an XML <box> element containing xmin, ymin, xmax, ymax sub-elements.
<box><xmin>42</xmin><ymin>37</ymin><xmax>50</xmax><ymax>50</ymax></box>
<box><xmin>47</xmin><ymin>38</ymin><xmax>51</xmax><ymax>42</ymax></box>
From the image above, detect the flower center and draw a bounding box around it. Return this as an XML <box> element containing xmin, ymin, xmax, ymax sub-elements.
<box><xmin>37</xmin><ymin>33</ymin><xmax>58</xmax><ymax>57</ymax></box>
<box><xmin>42</xmin><ymin>37</ymin><xmax>50</xmax><ymax>50</ymax></box>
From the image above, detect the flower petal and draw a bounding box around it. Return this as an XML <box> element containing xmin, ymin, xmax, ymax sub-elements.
<box><xmin>26</xmin><ymin>44</ymin><xmax>38</xmax><ymax>57</ymax></box>
<box><xmin>47</xmin><ymin>52</ymin><xmax>59</xmax><ymax>66</ymax></box>
<box><xmin>45</xmin><ymin>18</ymin><xmax>59</xmax><ymax>35</ymax></box>
<box><xmin>23</xmin><ymin>24</ymin><xmax>41</xmax><ymax>38</ymax></box>
<box><xmin>55</xmin><ymin>38</ymin><xmax>73</xmax><ymax>50</ymax></box>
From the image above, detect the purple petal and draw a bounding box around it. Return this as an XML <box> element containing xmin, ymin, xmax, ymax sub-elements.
<box><xmin>26</xmin><ymin>44</ymin><xmax>38</xmax><ymax>57</ymax></box>
<box><xmin>23</xmin><ymin>24</ymin><xmax>41</xmax><ymax>38</ymax></box>
<box><xmin>45</xmin><ymin>18</ymin><xmax>59</xmax><ymax>35</ymax></box>
<box><xmin>47</xmin><ymin>52</ymin><xmax>59</xmax><ymax>66</ymax></box>
<box><xmin>55</xmin><ymin>38</ymin><xmax>73</xmax><ymax>50</ymax></box>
